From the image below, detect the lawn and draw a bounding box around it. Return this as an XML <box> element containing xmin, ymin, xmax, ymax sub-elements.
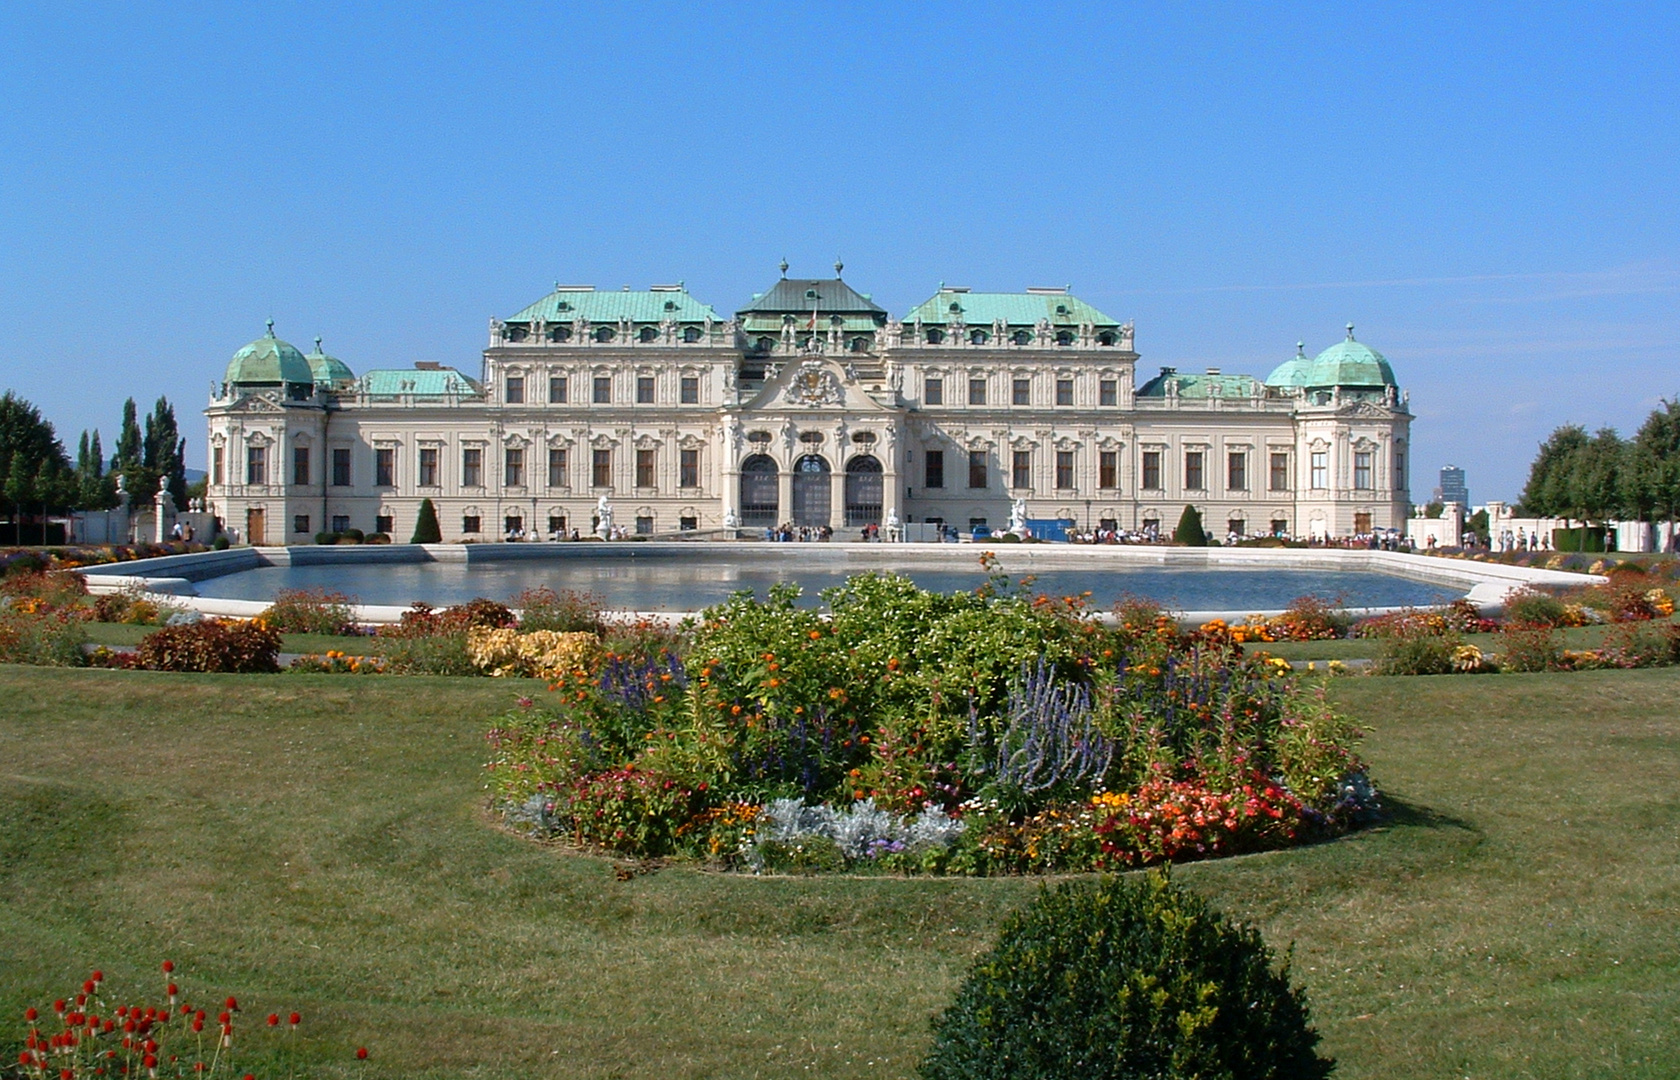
<box><xmin>1</xmin><ymin>665</ymin><xmax>1676</xmax><ymax>1079</ymax></box>
<box><xmin>82</xmin><ymin>621</ymin><xmax>395</xmax><ymax>656</ymax></box>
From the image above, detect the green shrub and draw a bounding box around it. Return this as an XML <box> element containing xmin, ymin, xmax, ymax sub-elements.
<box><xmin>314</xmin><ymin>531</ymin><xmax>337</xmax><ymax>545</ymax></box>
<box><xmin>260</xmin><ymin>588</ymin><xmax>359</xmax><ymax>635</ymax></box>
<box><xmin>1503</xmin><ymin>588</ymin><xmax>1567</xmax><ymax>627</ymax></box>
<box><xmin>1174</xmin><ymin>504</ymin><xmax>1207</xmax><ymax>546</ymax></box>
<box><xmin>0</xmin><ymin>609</ymin><xmax>88</xmax><ymax>667</ymax></box>
<box><xmin>382</xmin><ymin>631</ymin><xmax>476</xmax><ymax>676</ymax></box>
<box><xmin>1497</xmin><ymin>624</ymin><xmax>1565</xmax><ymax>672</ymax></box>
<box><xmin>211</xmin><ymin>535</ymin><xmax>230</xmax><ymax>550</ymax></box>
<box><xmin>1553</xmin><ymin>526</ymin><xmax>1606</xmax><ymax>553</ymax></box>
<box><xmin>411</xmin><ymin>497</ymin><xmax>443</xmax><ymax>544</ymax></box>
<box><xmin>134</xmin><ymin>620</ymin><xmax>281</xmax><ymax>673</ymax></box>
<box><xmin>920</xmin><ymin>871</ymin><xmax>1333</xmax><ymax>1080</ymax></box>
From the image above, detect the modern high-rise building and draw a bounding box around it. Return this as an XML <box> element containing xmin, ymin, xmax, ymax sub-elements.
<box><xmin>1438</xmin><ymin>465</ymin><xmax>1468</xmax><ymax>507</ymax></box>
<box><xmin>204</xmin><ymin>267</ymin><xmax>1414</xmax><ymax>543</ymax></box>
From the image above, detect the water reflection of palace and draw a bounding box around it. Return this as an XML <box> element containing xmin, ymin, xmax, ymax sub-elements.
<box><xmin>205</xmin><ymin>265</ymin><xmax>1412</xmax><ymax>544</ymax></box>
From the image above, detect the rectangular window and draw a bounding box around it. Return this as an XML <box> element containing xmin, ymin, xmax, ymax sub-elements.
<box><xmin>1056</xmin><ymin>378</ymin><xmax>1074</xmax><ymax>406</ymax></box>
<box><xmin>1142</xmin><ymin>450</ymin><xmax>1162</xmax><ymax>490</ymax></box>
<box><xmin>547</xmin><ymin>447</ymin><xmax>568</xmax><ymax>488</ymax></box>
<box><xmin>549</xmin><ymin>375</ymin><xmax>568</xmax><ymax>403</ymax></box>
<box><xmin>1271</xmin><ymin>518</ymin><xmax>1289</xmax><ymax>537</ymax></box>
<box><xmin>504</xmin><ymin>447</ymin><xmax>524</xmax><ymax>487</ymax></box>
<box><xmin>1269</xmin><ymin>452</ymin><xmax>1290</xmax><ymax>491</ymax></box>
<box><xmin>1227</xmin><ymin>451</ymin><xmax>1247</xmax><ymax>491</ymax></box>
<box><xmin>592</xmin><ymin>448</ymin><xmax>611</xmax><ymax>488</ymax></box>
<box><xmin>462</xmin><ymin>515</ymin><xmax>480</xmax><ymax>534</ymax></box>
<box><xmin>968</xmin><ymin>377</ymin><xmax>987</xmax><ymax>405</ymax></box>
<box><xmin>635</xmin><ymin>515</ymin><xmax>653</xmax><ymax>535</ymax></box>
<box><xmin>505</xmin><ymin>376</ymin><xmax>524</xmax><ymax>404</ymax></box>
<box><xmin>593</xmin><ymin>376</ymin><xmax>611</xmax><ymax>404</ymax></box>
<box><xmin>635</xmin><ymin>448</ymin><xmax>655</xmax><ymax>488</ymax></box>
<box><xmin>680</xmin><ymin>448</ymin><xmax>699</xmax><ymax>488</ymax></box>
<box><xmin>924</xmin><ymin>449</ymin><xmax>945</xmax><ymax>489</ymax></box>
<box><xmin>376</xmin><ymin>447</ymin><xmax>394</xmax><ymax>487</ymax></box>
<box><xmin>679</xmin><ymin>515</ymin><xmax>697</xmax><ymax>532</ymax></box>
<box><xmin>331</xmin><ymin>515</ymin><xmax>349</xmax><ymax>534</ymax></box>
<box><xmin>1012</xmin><ymin>450</ymin><xmax>1031</xmax><ymax>490</ymax></box>
<box><xmin>1099</xmin><ymin>379</ymin><xmax>1118</xmax><ymax>406</ymax></box>
<box><xmin>637</xmin><ymin>375</ymin><xmax>655</xmax><ymax>404</ymax></box>
<box><xmin>462</xmin><ymin>447</ymin><xmax>482</xmax><ymax>487</ymax></box>
<box><xmin>1055</xmin><ymin>451</ymin><xmax>1075</xmax><ymax>489</ymax></box>
<box><xmin>331</xmin><ymin>448</ymin><xmax>351</xmax><ymax>487</ymax></box>
<box><xmin>375</xmin><ymin>514</ymin><xmax>393</xmax><ymax>535</ymax></box>
<box><xmin>924</xmin><ymin>377</ymin><xmax>944</xmax><ymax>405</ymax></box>
<box><xmin>1012</xmin><ymin>378</ymin><xmax>1030</xmax><ymax>405</ymax></box>
<box><xmin>1354</xmin><ymin>450</ymin><xmax>1373</xmax><ymax>490</ymax></box>
<box><xmin>1099</xmin><ymin>450</ymin><xmax>1118</xmax><ymax>489</ymax></box>
<box><xmin>968</xmin><ymin>450</ymin><xmax>987</xmax><ymax>489</ymax></box>
<box><xmin>212</xmin><ymin>445</ymin><xmax>225</xmax><ymax>486</ymax></box>
<box><xmin>1310</xmin><ymin>450</ymin><xmax>1328</xmax><ymax>490</ymax></box>
<box><xmin>680</xmin><ymin>376</ymin><xmax>699</xmax><ymax>404</ymax></box>
<box><xmin>292</xmin><ymin>446</ymin><xmax>310</xmax><ymax>487</ymax></box>
<box><xmin>245</xmin><ymin>446</ymin><xmax>266</xmax><ymax>486</ymax></box>
<box><xmin>1184</xmin><ymin>451</ymin><xmax>1204</xmax><ymax>491</ymax></box>
<box><xmin>418</xmin><ymin>448</ymin><xmax>439</xmax><ymax>487</ymax></box>
<box><xmin>1227</xmin><ymin>518</ymin><xmax>1245</xmax><ymax>538</ymax></box>
<box><xmin>1395</xmin><ymin>450</ymin><xmax>1407</xmax><ymax>491</ymax></box>
<box><xmin>293</xmin><ymin>514</ymin><xmax>309</xmax><ymax>534</ymax></box>
<box><xmin>548</xmin><ymin>514</ymin><xmax>566</xmax><ymax>535</ymax></box>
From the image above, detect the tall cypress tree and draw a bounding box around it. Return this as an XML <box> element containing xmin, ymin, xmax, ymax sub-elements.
<box><xmin>142</xmin><ymin>397</ymin><xmax>186</xmax><ymax>509</ymax></box>
<box><xmin>411</xmin><ymin>497</ymin><xmax>442</xmax><ymax>544</ymax></box>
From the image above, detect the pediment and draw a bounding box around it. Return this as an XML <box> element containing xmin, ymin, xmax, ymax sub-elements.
<box><xmin>230</xmin><ymin>392</ymin><xmax>287</xmax><ymax>414</ymax></box>
<box><xmin>740</xmin><ymin>357</ymin><xmax>896</xmax><ymax>416</ymax></box>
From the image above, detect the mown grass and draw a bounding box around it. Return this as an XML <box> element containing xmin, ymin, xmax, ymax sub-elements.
<box><xmin>82</xmin><ymin>621</ymin><xmax>395</xmax><ymax>655</ymax></box>
<box><xmin>1</xmin><ymin>664</ymin><xmax>1676</xmax><ymax>1079</ymax></box>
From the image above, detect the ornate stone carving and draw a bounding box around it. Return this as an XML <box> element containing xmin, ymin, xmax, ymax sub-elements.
<box><xmin>789</xmin><ymin>360</ymin><xmax>842</xmax><ymax>408</ymax></box>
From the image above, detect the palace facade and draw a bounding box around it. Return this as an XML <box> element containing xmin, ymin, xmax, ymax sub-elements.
<box><xmin>204</xmin><ymin>267</ymin><xmax>1412</xmax><ymax>544</ymax></box>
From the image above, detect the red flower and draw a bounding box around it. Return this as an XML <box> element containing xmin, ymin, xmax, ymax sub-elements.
<box><xmin>267</xmin><ymin>1013</ymin><xmax>280</xmax><ymax>1027</ymax></box>
<box><xmin>91</xmin><ymin>970</ymin><xmax>104</xmax><ymax>983</ymax></box>
<box><xmin>289</xmin><ymin>1012</ymin><xmax>301</xmax><ymax>1027</ymax></box>
<box><xmin>356</xmin><ymin>1047</ymin><xmax>369</xmax><ymax>1060</ymax></box>
<box><xmin>24</xmin><ymin>1007</ymin><xmax>36</xmax><ymax>1021</ymax></box>
<box><xmin>225</xmin><ymin>996</ymin><xmax>238</xmax><ymax>1011</ymax></box>
<box><xmin>161</xmin><ymin>961</ymin><xmax>174</xmax><ymax>974</ymax></box>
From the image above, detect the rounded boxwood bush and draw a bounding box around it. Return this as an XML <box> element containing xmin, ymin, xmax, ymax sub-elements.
<box><xmin>920</xmin><ymin>871</ymin><xmax>1333</xmax><ymax>1080</ymax></box>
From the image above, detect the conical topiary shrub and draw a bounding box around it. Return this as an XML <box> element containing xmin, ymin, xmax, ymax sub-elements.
<box><xmin>1174</xmin><ymin>504</ymin><xmax>1207</xmax><ymax>546</ymax></box>
<box><xmin>919</xmin><ymin>871</ymin><xmax>1334</xmax><ymax>1080</ymax></box>
<box><xmin>410</xmin><ymin>497</ymin><xmax>442</xmax><ymax>544</ymax></box>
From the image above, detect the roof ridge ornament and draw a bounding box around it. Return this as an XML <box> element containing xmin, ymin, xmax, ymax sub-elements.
<box><xmin>265</xmin><ymin>318</ymin><xmax>275</xmax><ymax>338</ymax></box>
<box><xmin>1347</xmin><ymin>322</ymin><xmax>1356</xmax><ymax>341</ymax></box>
<box><xmin>834</xmin><ymin>257</ymin><xmax>843</xmax><ymax>278</ymax></box>
<box><xmin>315</xmin><ymin>336</ymin><xmax>323</xmax><ymax>353</ymax></box>
<box><xmin>1297</xmin><ymin>341</ymin><xmax>1306</xmax><ymax>357</ymax></box>
<box><xmin>779</xmin><ymin>258</ymin><xmax>789</xmax><ymax>278</ymax></box>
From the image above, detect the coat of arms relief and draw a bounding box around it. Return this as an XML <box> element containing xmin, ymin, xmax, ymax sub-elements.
<box><xmin>789</xmin><ymin>360</ymin><xmax>842</xmax><ymax>407</ymax></box>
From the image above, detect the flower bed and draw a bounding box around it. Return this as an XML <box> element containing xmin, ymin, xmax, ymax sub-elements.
<box><xmin>484</xmin><ymin>574</ymin><xmax>1377</xmax><ymax>874</ymax></box>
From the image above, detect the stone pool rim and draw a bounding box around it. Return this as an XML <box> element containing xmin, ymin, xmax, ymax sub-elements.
<box><xmin>76</xmin><ymin>541</ymin><xmax>1605</xmax><ymax>626</ymax></box>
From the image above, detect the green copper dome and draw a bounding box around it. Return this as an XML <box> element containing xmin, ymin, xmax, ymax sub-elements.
<box><xmin>1266</xmin><ymin>324</ymin><xmax>1397</xmax><ymax>389</ymax></box>
<box><xmin>226</xmin><ymin>321</ymin><xmax>315</xmax><ymax>387</ymax></box>
<box><xmin>303</xmin><ymin>336</ymin><xmax>355</xmax><ymax>387</ymax></box>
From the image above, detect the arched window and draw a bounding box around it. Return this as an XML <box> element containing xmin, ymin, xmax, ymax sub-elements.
<box><xmin>1012</xmin><ymin>329</ymin><xmax>1032</xmax><ymax>345</ymax></box>
<box><xmin>638</xmin><ymin>326</ymin><xmax>659</xmax><ymax>343</ymax></box>
<box><xmin>594</xmin><ymin>326</ymin><xmax>616</xmax><ymax>343</ymax></box>
<box><xmin>1055</xmin><ymin>330</ymin><xmax>1075</xmax><ymax>347</ymax></box>
<box><xmin>548</xmin><ymin>325</ymin><xmax>571</xmax><ymax>343</ymax></box>
<box><xmin>740</xmin><ymin>455</ymin><xmax>778</xmax><ymax>526</ymax></box>
<box><xmin>844</xmin><ymin>455</ymin><xmax>883</xmax><ymax>527</ymax></box>
<box><xmin>925</xmin><ymin>328</ymin><xmax>945</xmax><ymax>345</ymax></box>
<box><xmin>970</xmin><ymin>328</ymin><xmax>990</xmax><ymax>345</ymax></box>
<box><xmin>682</xmin><ymin>326</ymin><xmax>702</xmax><ymax>343</ymax></box>
<box><xmin>506</xmin><ymin>325</ymin><xmax>529</xmax><ymax>343</ymax></box>
<box><xmin>1097</xmin><ymin>331</ymin><xmax>1116</xmax><ymax>346</ymax></box>
<box><xmin>791</xmin><ymin>454</ymin><xmax>832</xmax><ymax>527</ymax></box>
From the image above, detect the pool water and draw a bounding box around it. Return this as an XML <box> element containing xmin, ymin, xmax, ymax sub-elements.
<box><xmin>191</xmin><ymin>557</ymin><xmax>1457</xmax><ymax>612</ymax></box>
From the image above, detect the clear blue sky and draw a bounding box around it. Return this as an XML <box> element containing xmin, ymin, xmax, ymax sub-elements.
<box><xmin>2</xmin><ymin>1</ymin><xmax>1675</xmax><ymax>501</ymax></box>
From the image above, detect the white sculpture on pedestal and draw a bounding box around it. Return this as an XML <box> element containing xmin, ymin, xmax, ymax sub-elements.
<box><xmin>1008</xmin><ymin>497</ymin><xmax>1028</xmax><ymax>536</ymax></box>
<box><xmin>595</xmin><ymin>494</ymin><xmax>614</xmax><ymax>539</ymax></box>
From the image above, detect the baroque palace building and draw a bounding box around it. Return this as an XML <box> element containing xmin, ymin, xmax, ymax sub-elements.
<box><xmin>204</xmin><ymin>265</ymin><xmax>1412</xmax><ymax>544</ymax></box>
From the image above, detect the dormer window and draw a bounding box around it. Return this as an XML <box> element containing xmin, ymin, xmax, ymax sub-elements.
<box><xmin>683</xmin><ymin>326</ymin><xmax>702</xmax><ymax>343</ymax></box>
<box><xmin>638</xmin><ymin>326</ymin><xmax>659</xmax><ymax>343</ymax></box>
<box><xmin>548</xmin><ymin>325</ymin><xmax>571</xmax><ymax>343</ymax></box>
<box><xmin>663</xmin><ymin>300</ymin><xmax>678</xmax><ymax>311</ymax></box>
<box><xmin>1055</xmin><ymin>304</ymin><xmax>1069</xmax><ymax>315</ymax></box>
<box><xmin>556</xmin><ymin>301</ymin><xmax>572</xmax><ymax>312</ymax></box>
<box><xmin>1055</xmin><ymin>330</ymin><xmax>1075</xmax><ymax>347</ymax></box>
<box><xmin>1012</xmin><ymin>329</ymin><xmax>1032</xmax><ymax>345</ymax></box>
<box><xmin>1097</xmin><ymin>331</ymin><xmax>1116</xmax><ymax>346</ymax></box>
<box><xmin>595</xmin><ymin>326</ymin><xmax>616</xmax><ymax>343</ymax></box>
<box><xmin>506</xmin><ymin>325</ymin><xmax>529</xmax><ymax>343</ymax></box>
<box><xmin>925</xmin><ymin>328</ymin><xmax>945</xmax><ymax>345</ymax></box>
<box><xmin>970</xmin><ymin>328</ymin><xmax>989</xmax><ymax>345</ymax></box>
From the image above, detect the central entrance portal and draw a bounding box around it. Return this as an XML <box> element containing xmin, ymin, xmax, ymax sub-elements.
<box><xmin>791</xmin><ymin>454</ymin><xmax>832</xmax><ymax>527</ymax></box>
<box><xmin>845</xmin><ymin>455</ymin><xmax>883</xmax><ymax>526</ymax></box>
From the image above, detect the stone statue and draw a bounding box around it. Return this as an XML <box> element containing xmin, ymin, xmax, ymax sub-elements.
<box><xmin>595</xmin><ymin>494</ymin><xmax>613</xmax><ymax>539</ymax></box>
<box><xmin>723</xmin><ymin>508</ymin><xmax>740</xmax><ymax>530</ymax></box>
<box><xmin>1009</xmin><ymin>497</ymin><xmax>1028</xmax><ymax>534</ymax></box>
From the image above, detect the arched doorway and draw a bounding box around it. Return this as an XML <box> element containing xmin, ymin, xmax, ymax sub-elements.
<box><xmin>740</xmin><ymin>455</ymin><xmax>778</xmax><ymax>526</ymax></box>
<box><xmin>791</xmin><ymin>454</ymin><xmax>831</xmax><ymax>527</ymax></box>
<box><xmin>844</xmin><ymin>455</ymin><xmax>883</xmax><ymax>526</ymax></box>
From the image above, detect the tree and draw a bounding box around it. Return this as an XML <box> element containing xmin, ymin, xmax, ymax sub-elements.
<box><xmin>1174</xmin><ymin>504</ymin><xmax>1207</xmax><ymax>546</ymax></box>
<box><xmin>1629</xmin><ymin>398</ymin><xmax>1680</xmax><ymax>550</ymax></box>
<box><xmin>1576</xmin><ymin>427</ymin><xmax>1629</xmax><ymax>524</ymax></box>
<box><xmin>411</xmin><ymin>497</ymin><xmax>442</xmax><ymax>544</ymax></box>
<box><xmin>4</xmin><ymin>454</ymin><xmax>33</xmax><ymax>544</ymax></box>
<box><xmin>1517</xmin><ymin>425</ymin><xmax>1589</xmax><ymax>517</ymax></box>
<box><xmin>920</xmin><ymin>872</ymin><xmax>1333</xmax><ymax>1080</ymax></box>
<box><xmin>0</xmin><ymin>391</ymin><xmax>70</xmax><ymax>543</ymax></box>
<box><xmin>144</xmin><ymin>397</ymin><xmax>188</xmax><ymax>510</ymax></box>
